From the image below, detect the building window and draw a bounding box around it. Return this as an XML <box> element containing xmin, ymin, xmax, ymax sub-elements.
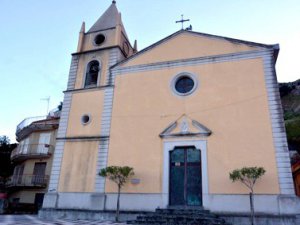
<box><xmin>84</xmin><ymin>61</ymin><xmax>100</xmax><ymax>87</ymax></box>
<box><xmin>13</xmin><ymin>164</ymin><xmax>24</xmax><ymax>185</ymax></box>
<box><xmin>32</xmin><ymin>162</ymin><xmax>46</xmax><ymax>185</ymax></box>
<box><xmin>171</xmin><ymin>72</ymin><xmax>198</xmax><ymax>96</ymax></box>
<box><xmin>175</xmin><ymin>76</ymin><xmax>194</xmax><ymax>94</ymax></box>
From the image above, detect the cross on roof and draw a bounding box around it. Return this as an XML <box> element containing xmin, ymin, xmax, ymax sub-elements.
<box><xmin>176</xmin><ymin>15</ymin><xmax>190</xmax><ymax>30</ymax></box>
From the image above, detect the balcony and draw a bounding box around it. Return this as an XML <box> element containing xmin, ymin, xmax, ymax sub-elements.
<box><xmin>11</xmin><ymin>144</ymin><xmax>54</xmax><ymax>162</ymax></box>
<box><xmin>16</xmin><ymin>116</ymin><xmax>59</xmax><ymax>141</ymax></box>
<box><xmin>6</xmin><ymin>174</ymin><xmax>49</xmax><ymax>189</ymax></box>
<box><xmin>16</xmin><ymin>116</ymin><xmax>47</xmax><ymax>133</ymax></box>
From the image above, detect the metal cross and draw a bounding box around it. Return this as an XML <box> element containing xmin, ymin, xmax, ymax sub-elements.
<box><xmin>176</xmin><ymin>15</ymin><xmax>190</xmax><ymax>30</ymax></box>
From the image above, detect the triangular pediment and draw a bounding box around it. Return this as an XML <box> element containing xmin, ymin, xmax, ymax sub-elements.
<box><xmin>160</xmin><ymin>115</ymin><xmax>212</xmax><ymax>138</ymax></box>
<box><xmin>118</xmin><ymin>30</ymin><xmax>275</xmax><ymax>68</ymax></box>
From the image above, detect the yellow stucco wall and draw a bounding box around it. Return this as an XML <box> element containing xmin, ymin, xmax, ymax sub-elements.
<box><xmin>107</xmin><ymin>58</ymin><xmax>280</xmax><ymax>195</ymax></box>
<box><xmin>58</xmin><ymin>141</ymin><xmax>99</xmax><ymax>192</ymax></box>
<box><xmin>122</xmin><ymin>32</ymin><xmax>259</xmax><ymax>67</ymax></box>
<box><xmin>66</xmin><ymin>90</ymin><xmax>104</xmax><ymax>137</ymax></box>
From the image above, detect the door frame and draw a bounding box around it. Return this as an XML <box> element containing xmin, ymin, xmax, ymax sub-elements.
<box><xmin>163</xmin><ymin>140</ymin><xmax>208</xmax><ymax>208</ymax></box>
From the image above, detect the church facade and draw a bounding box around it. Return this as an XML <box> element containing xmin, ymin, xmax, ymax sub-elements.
<box><xmin>42</xmin><ymin>1</ymin><xmax>299</xmax><ymax>217</ymax></box>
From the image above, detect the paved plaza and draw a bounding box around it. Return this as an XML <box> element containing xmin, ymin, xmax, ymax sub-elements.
<box><xmin>0</xmin><ymin>215</ymin><xmax>127</xmax><ymax>225</ymax></box>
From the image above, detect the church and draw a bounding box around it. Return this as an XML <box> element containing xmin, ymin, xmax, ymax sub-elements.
<box><xmin>41</xmin><ymin>1</ymin><xmax>299</xmax><ymax>222</ymax></box>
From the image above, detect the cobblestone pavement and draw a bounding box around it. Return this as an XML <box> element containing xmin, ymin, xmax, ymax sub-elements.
<box><xmin>0</xmin><ymin>215</ymin><xmax>127</xmax><ymax>225</ymax></box>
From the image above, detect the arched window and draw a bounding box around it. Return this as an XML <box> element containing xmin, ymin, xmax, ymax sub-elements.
<box><xmin>84</xmin><ymin>60</ymin><xmax>100</xmax><ymax>87</ymax></box>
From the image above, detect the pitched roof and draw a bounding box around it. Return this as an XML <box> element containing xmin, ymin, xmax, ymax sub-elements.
<box><xmin>112</xmin><ymin>30</ymin><xmax>279</xmax><ymax>68</ymax></box>
<box><xmin>87</xmin><ymin>2</ymin><xmax>119</xmax><ymax>33</ymax></box>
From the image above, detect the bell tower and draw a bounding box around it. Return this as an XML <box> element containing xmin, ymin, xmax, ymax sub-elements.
<box><xmin>44</xmin><ymin>1</ymin><xmax>134</xmax><ymax>211</ymax></box>
<box><xmin>77</xmin><ymin>0</ymin><xmax>134</xmax><ymax>58</ymax></box>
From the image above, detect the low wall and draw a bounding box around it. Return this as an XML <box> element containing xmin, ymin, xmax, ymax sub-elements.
<box><xmin>39</xmin><ymin>208</ymin><xmax>300</xmax><ymax>225</ymax></box>
<box><xmin>220</xmin><ymin>214</ymin><xmax>300</xmax><ymax>225</ymax></box>
<box><xmin>39</xmin><ymin>208</ymin><xmax>143</xmax><ymax>221</ymax></box>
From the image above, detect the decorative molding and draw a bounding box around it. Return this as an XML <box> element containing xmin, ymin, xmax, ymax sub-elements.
<box><xmin>66</xmin><ymin>56</ymin><xmax>79</xmax><ymax>90</ymax></box>
<box><xmin>180</xmin><ymin>117</ymin><xmax>189</xmax><ymax>133</ymax></box>
<box><xmin>263</xmin><ymin>53</ymin><xmax>295</xmax><ymax>195</ymax></box>
<box><xmin>72</xmin><ymin>46</ymin><xmax>128</xmax><ymax>59</ymax></box>
<box><xmin>95</xmin><ymin>48</ymin><xmax>123</xmax><ymax>192</ymax></box>
<box><xmin>56</xmin><ymin>93</ymin><xmax>72</xmax><ymax>139</ymax></box>
<box><xmin>56</xmin><ymin>136</ymin><xmax>109</xmax><ymax>141</ymax></box>
<box><xmin>170</xmin><ymin>72</ymin><xmax>198</xmax><ymax>97</ymax></box>
<box><xmin>48</xmin><ymin>140</ymin><xmax>65</xmax><ymax>191</ymax></box>
<box><xmin>64</xmin><ymin>85</ymin><xmax>114</xmax><ymax>94</ymax></box>
<box><xmin>160</xmin><ymin>114</ymin><xmax>212</xmax><ymax>138</ymax></box>
<box><xmin>112</xmin><ymin>49</ymin><xmax>273</xmax><ymax>75</ymax></box>
<box><xmin>48</xmin><ymin>91</ymin><xmax>73</xmax><ymax>191</ymax></box>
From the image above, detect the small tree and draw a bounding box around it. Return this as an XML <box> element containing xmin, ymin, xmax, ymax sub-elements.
<box><xmin>99</xmin><ymin>166</ymin><xmax>134</xmax><ymax>222</ymax></box>
<box><xmin>229</xmin><ymin>167</ymin><xmax>266</xmax><ymax>225</ymax></box>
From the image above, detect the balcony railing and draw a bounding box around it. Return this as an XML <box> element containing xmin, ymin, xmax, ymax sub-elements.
<box><xmin>16</xmin><ymin>116</ymin><xmax>48</xmax><ymax>134</ymax></box>
<box><xmin>6</xmin><ymin>174</ymin><xmax>49</xmax><ymax>188</ymax></box>
<box><xmin>11</xmin><ymin>144</ymin><xmax>54</xmax><ymax>161</ymax></box>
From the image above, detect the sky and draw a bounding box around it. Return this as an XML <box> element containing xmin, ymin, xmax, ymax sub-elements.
<box><xmin>0</xmin><ymin>0</ymin><xmax>300</xmax><ymax>143</ymax></box>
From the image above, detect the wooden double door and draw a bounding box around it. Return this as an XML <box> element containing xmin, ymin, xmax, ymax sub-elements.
<box><xmin>169</xmin><ymin>146</ymin><xmax>202</xmax><ymax>206</ymax></box>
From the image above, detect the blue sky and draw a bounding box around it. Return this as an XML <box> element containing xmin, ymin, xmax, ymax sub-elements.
<box><xmin>1</xmin><ymin>0</ymin><xmax>299</xmax><ymax>142</ymax></box>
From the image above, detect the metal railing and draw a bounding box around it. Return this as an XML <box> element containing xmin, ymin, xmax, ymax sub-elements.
<box><xmin>6</xmin><ymin>174</ymin><xmax>49</xmax><ymax>188</ymax></box>
<box><xmin>11</xmin><ymin>144</ymin><xmax>54</xmax><ymax>161</ymax></box>
<box><xmin>16</xmin><ymin>116</ymin><xmax>47</xmax><ymax>133</ymax></box>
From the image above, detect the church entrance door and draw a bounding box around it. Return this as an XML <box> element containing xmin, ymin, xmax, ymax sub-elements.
<box><xmin>169</xmin><ymin>146</ymin><xmax>202</xmax><ymax>206</ymax></box>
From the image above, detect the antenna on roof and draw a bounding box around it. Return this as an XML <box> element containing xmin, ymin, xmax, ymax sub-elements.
<box><xmin>41</xmin><ymin>96</ymin><xmax>50</xmax><ymax>115</ymax></box>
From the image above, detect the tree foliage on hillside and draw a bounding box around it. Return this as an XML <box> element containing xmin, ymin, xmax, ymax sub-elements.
<box><xmin>279</xmin><ymin>79</ymin><xmax>300</xmax><ymax>152</ymax></box>
<box><xmin>0</xmin><ymin>136</ymin><xmax>17</xmax><ymax>190</ymax></box>
<box><xmin>279</xmin><ymin>79</ymin><xmax>300</xmax><ymax>97</ymax></box>
<box><xmin>279</xmin><ymin>83</ymin><xmax>294</xmax><ymax>97</ymax></box>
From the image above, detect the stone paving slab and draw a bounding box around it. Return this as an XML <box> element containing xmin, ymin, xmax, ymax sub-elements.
<box><xmin>0</xmin><ymin>215</ymin><xmax>127</xmax><ymax>225</ymax></box>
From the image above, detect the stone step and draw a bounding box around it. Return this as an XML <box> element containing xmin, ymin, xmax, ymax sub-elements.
<box><xmin>128</xmin><ymin>220</ymin><xmax>227</xmax><ymax>225</ymax></box>
<box><xmin>156</xmin><ymin>208</ymin><xmax>211</xmax><ymax>215</ymax></box>
<box><xmin>134</xmin><ymin>215</ymin><xmax>227</xmax><ymax>224</ymax></box>
<box><xmin>136</xmin><ymin>214</ymin><xmax>221</xmax><ymax>221</ymax></box>
<box><xmin>153</xmin><ymin>211</ymin><xmax>217</xmax><ymax>218</ymax></box>
<box><xmin>127</xmin><ymin>208</ymin><xmax>231</xmax><ymax>225</ymax></box>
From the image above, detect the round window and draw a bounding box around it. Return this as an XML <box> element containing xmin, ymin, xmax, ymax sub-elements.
<box><xmin>81</xmin><ymin>114</ymin><xmax>91</xmax><ymax>125</ymax></box>
<box><xmin>171</xmin><ymin>73</ymin><xmax>198</xmax><ymax>96</ymax></box>
<box><xmin>94</xmin><ymin>34</ymin><xmax>105</xmax><ymax>45</ymax></box>
<box><xmin>175</xmin><ymin>76</ymin><xmax>195</xmax><ymax>94</ymax></box>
